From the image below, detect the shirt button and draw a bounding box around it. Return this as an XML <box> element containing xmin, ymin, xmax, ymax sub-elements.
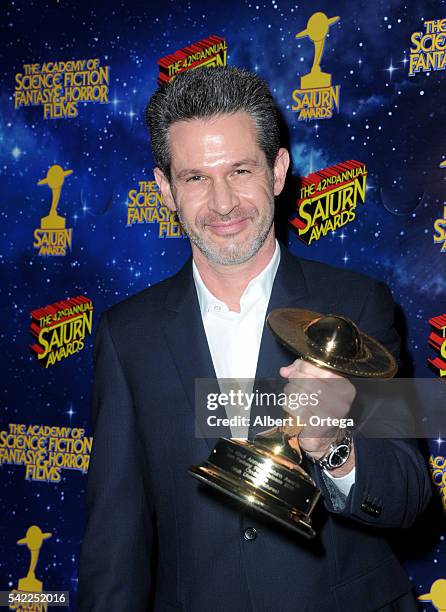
<box><xmin>213</xmin><ymin>304</ymin><xmax>222</xmax><ymax>312</ymax></box>
<box><xmin>243</xmin><ymin>527</ymin><xmax>257</xmax><ymax>541</ymax></box>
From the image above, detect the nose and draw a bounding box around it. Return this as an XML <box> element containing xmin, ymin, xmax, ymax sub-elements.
<box><xmin>208</xmin><ymin>177</ymin><xmax>239</xmax><ymax>216</ymax></box>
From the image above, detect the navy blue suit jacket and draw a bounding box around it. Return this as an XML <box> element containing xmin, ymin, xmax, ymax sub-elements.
<box><xmin>78</xmin><ymin>246</ymin><xmax>431</xmax><ymax>612</ymax></box>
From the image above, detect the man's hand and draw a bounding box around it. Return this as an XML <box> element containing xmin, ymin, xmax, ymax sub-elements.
<box><xmin>280</xmin><ymin>359</ymin><xmax>356</xmax><ymax>476</ymax></box>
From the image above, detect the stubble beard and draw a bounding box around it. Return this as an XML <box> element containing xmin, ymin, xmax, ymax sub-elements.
<box><xmin>175</xmin><ymin>199</ymin><xmax>275</xmax><ymax>266</ymax></box>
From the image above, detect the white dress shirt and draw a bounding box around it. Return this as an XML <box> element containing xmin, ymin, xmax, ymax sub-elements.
<box><xmin>192</xmin><ymin>240</ymin><xmax>355</xmax><ymax>496</ymax></box>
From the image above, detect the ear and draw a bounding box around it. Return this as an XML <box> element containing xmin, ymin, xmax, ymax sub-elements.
<box><xmin>154</xmin><ymin>167</ymin><xmax>177</xmax><ymax>212</ymax></box>
<box><xmin>272</xmin><ymin>148</ymin><xmax>290</xmax><ymax>197</ymax></box>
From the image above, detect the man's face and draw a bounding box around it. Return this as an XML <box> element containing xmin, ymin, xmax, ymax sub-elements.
<box><xmin>155</xmin><ymin>111</ymin><xmax>289</xmax><ymax>266</ymax></box>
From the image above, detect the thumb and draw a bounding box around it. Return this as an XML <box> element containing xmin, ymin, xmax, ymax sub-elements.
<box><xmin>279</xmin><ymin>363</ymin><xmax>296</xmax><ymax>378</ymax></box>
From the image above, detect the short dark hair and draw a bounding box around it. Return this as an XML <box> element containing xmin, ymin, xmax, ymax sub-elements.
<box><xmin>145</xmin><ymin>66</ymin><xmax>280</xmax><ymax>180</ymax></box>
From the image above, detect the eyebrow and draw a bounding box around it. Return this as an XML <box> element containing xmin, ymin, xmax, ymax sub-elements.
<box><xmin>175</xmin><ymin>158</ymin><xmax>261</xmax><ymax>180</ymax></box>
<box><xmin>232</xmin><ymin>158</ymin><xmax>261</xmax><ymax>167</ymax></box>
<box><xmin>176</xmin><ymin>168</ymin><xmax>204</xmax><ymax>180</ymax></box>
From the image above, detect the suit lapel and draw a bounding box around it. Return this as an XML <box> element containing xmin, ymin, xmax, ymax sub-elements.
<box><xmin>249</xmin><ymin>246</ymin><xmax>311</xmax><ymax>438</ymax></box>
<box><xmin>161</xmin><ymin>259</ymin><xmax>230</xmax><ymax>451</ymax></box>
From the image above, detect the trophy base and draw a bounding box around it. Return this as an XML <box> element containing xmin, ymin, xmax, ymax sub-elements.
<box><xmin>18</xmin><ymin>576</ymin><xmax>42</xmax><ymax>592</ymax></box>
<box><xmin>189</xmin><ymin>463</ymin><xmax>317</xmax><ymax>539</ymax></box>
<box><xmin>40</xmin><ymin>214</ymin><xmax>66</xmax><ymax>230</ymax></box>
<box><xmin>300</xmin><ymin>71</ymin><xmax>332</xmax><ymax>90</ymax></box>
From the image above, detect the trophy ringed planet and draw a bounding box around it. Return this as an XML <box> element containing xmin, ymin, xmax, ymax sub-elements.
<box><xmin>295</xmin><ymin>12</ymin><xmax>340</xmax><ymax>42</ymax></box>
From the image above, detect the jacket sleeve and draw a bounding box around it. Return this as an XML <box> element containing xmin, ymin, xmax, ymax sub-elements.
<box><xmin>310</xmin><ymin>280</ymin><xmax>433</xmax><ymax>528</ymax></box>
<box><xmin>77</xmin><ymin>312</ymin><xmax>154</xmax><ymax>611</ymax></box>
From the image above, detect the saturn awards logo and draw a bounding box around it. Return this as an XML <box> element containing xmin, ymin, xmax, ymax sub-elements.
<box><xmin>289</xmin><ymin>160</ymin><xmax>367</xmax><ymax>245</ymax></box>
<box><xmin>428</xmin><ymin>314</ymin><xmax>446</xmax><ymax>379</ymax></box>
<box><xmin>433</xmin><ymin>205</ymin><xmax>446</xmax><ymax>252</ymax></box>
<box><xmin>33</xmin><ymin>164</ymin><xmax>73</xmax><ymax>256</ymax></box>
<box><xmin>157</xmin><ymin>35</ymin><xmax>227</xmax><ymax>84</ymax></box>
<box><xmin>29</xmin><ymin>296</ymin><xmax>93</xmax><ymax>367</ymax></box>
<box><xmin>292</xmin><ymin>12</ymin><xmax>341</xmax><ymax>121</ymax></box>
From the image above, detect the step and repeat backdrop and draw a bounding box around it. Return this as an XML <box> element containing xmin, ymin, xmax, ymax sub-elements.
<box><xmin>1</xmin><ymin>0</ymin><xmax>446</xmax><ymax>610</ymax></box>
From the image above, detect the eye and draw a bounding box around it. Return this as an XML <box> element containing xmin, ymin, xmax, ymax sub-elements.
<box><xmin>234</xmin><ymin>168</ymin><xmax>251</xmax><ymax>175</ymax></box>
<box><xmin>186</xmin><ymin>175</ymin><xmax>204</xmax><ymax>183</ymax></box>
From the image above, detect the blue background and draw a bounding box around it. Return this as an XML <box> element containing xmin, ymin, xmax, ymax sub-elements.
<box><xmin>1</xmin><ymin>0</ymin><xmax>445</xmax><ymax>608</ymax></box>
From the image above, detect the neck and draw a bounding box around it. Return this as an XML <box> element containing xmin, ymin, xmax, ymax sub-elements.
<box><xmin>192</xmin><ymin>229</ymin><xmax>277</xmax><ymax>312</ymax></box>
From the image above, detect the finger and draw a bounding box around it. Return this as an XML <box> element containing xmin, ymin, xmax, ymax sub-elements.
<box><xmin>279</xmin><ymin>361</ymin><xmax>302</xmax><ymax>378</ymax></box>
<box><xmin>280</xmin><ymin>359</ymin><xmax>320</xmax><ymax>379</ymax></box>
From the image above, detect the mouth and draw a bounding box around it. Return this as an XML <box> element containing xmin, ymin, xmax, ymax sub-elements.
<box><xmin>205</xmin><ymin>217</ymin><xmax>250</xmax><ymax>236</ymax></box>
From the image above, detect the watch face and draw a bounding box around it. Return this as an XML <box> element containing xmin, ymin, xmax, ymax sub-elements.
<box><xmin>328</xmin><ymin>443</ymin><xmax>350</xmax><ymax>468</ymax></box>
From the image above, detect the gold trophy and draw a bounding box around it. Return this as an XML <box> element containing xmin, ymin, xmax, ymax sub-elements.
<box><xmin>38</xmin><ymin>164</ymin><xmax>73</xmax><ymax>230</ymax></box>
<box><xmin>296</xmin><ymin>12</ymin><xmax>340</xmax><ymax>89</ymax></box>
<box><xmin>418</xmin><ymin>579</ymin><xmax>446</xmax><ymax>611</ymax></box>
<box><xmin>190</xmin><ymin>309</ymin><xmax>397</xmax><ymax>538</ymax></box>
<box><xmin>17</xmin><ymin>525</ymin><xmax>52</xmax><ymax>592</ymax></box>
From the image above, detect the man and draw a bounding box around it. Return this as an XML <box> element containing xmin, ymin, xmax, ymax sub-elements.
<box><xmin>78</xmin><ymin>67</ymin><xmax>431</xmax><ymax>611</ymax></box>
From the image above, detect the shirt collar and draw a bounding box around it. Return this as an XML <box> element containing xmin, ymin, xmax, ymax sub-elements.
<box><xmin>193</xmin><ymin>239</ymin><xmax>281</xmax><ymax>317</ymax></box>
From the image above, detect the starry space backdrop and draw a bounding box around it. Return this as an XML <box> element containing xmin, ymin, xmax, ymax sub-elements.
<box><xmin>0</xmin><ymin>0</ymin><xmax>445</xmax><ymax>609</ymax></box>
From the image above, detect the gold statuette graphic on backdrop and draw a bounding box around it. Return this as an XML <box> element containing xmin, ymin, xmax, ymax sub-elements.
<box><xmin>418</xmin><ymin>578</ymin><xmax>446</xmax><ymax>611</ymax></box>
<box><xmin>292</xmin><ymin>11</ymin><xmax>341</xmax><ymax>120</ymax></box>
<box><xmin>33</xmin><ymin>164</ymin><xmax>73</xmax><ymax>255</ymax></box>
<box><xmin>296</xmin><ymin>12</ymin><xmax>339</xmax><ymax>89</ymax></box>
<box><xmin>190</xmin><ymin>310</ymin><xmax>397</xmax><ymax>538</ymax></box>
<box><xmin>17</xmin><ymin>525</ymin><xmax>52</xmax><ymax>592</ymax></box>
<box><xmin>37</xmin><ymin>164</ymin><xmax>72</xmax><ymax>230</ymax></box>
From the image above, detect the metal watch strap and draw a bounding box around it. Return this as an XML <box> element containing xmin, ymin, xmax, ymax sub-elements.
<box><xmin>302</xmin><ymin>431</ymin><xmax>353</xmax><ymax>472</ymax></box>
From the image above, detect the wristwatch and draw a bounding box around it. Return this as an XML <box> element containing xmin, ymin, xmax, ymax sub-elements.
<box><xmin>302</xmin><ymin>431</ymin><xmax>353</xmax><ymax>472</ymax></box>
